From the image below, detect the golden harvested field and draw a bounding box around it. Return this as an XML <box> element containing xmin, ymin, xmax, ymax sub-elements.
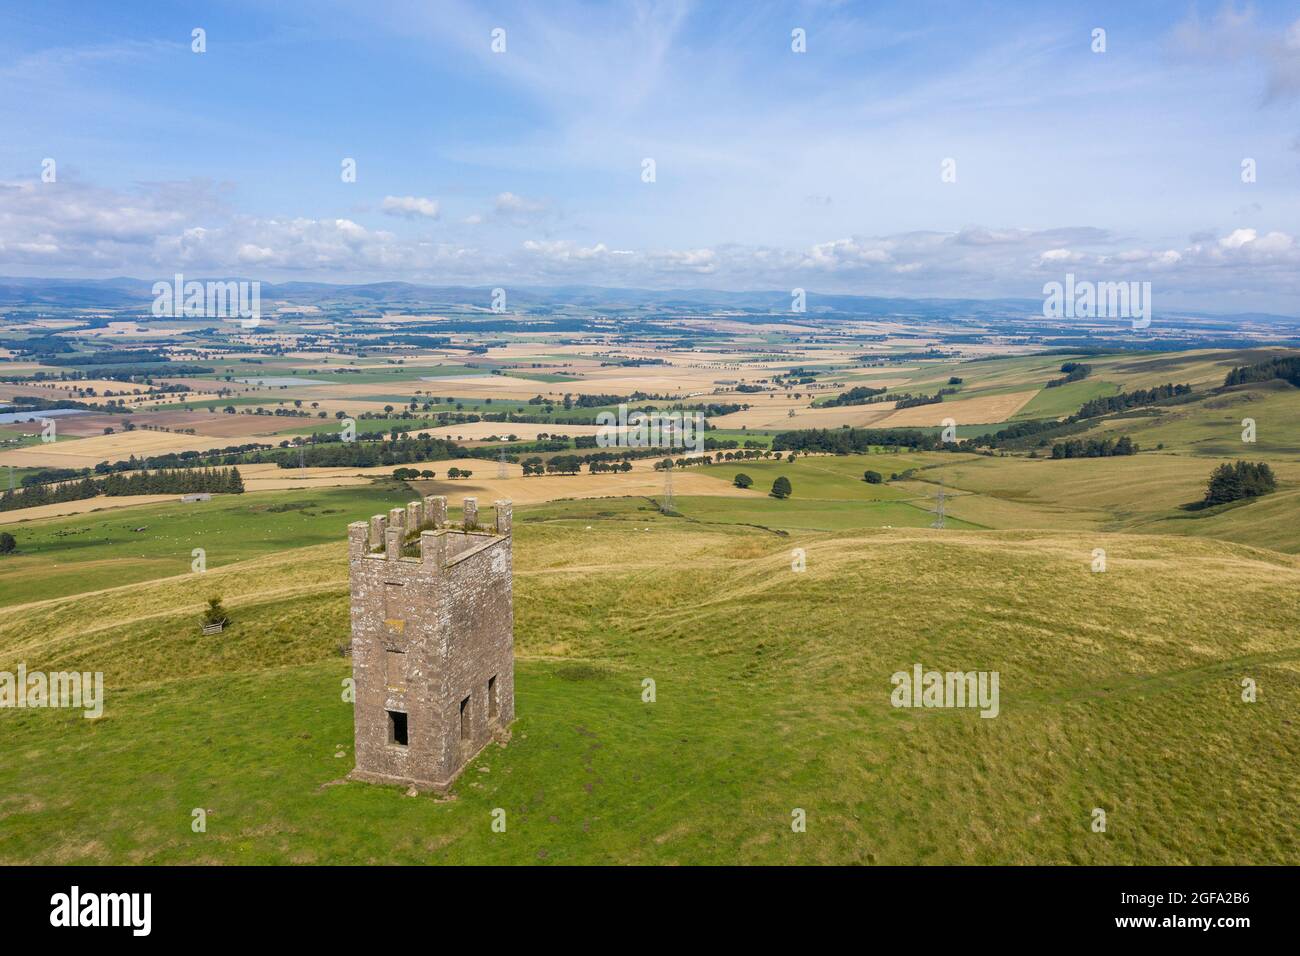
<box><xmin>712</xmin><ymin>399</ymin><xmax>900</xmax><ymax>430</ymax></box>
<box><xmin>135</xmin><ymin>411</ymin><xmax>291</xmax><ymax>438</ymax></box>
<box><xmin>240</xmin><ymin>453</ymin><xmax>715</xmax><ymax>489</ymax></box>
<box><xmin>408</xmin><ymin>466</ymin><xmax>741</xmax><ymax>505</ymax></box>
<box><xmin>9</xmin><ymin>378</ymin><xmax>153</xmax><ymax>395</ymax></box>
<box><xmin>874</xmin><ymin>390</ymin><xmax>1038</xmax><ymax>427</ymax></box>
<box><xmin>0</xmin><ymin>493</ymin><xmax>180</xmax><ymax>526</ymax></box>
<box><xmin>0</xmin><ymin>429</ymin><xmax>235</xmax><ymax>468</ymax></box>
<box><xmin>1</xmin><ymin>379</ymin><xmax>228</xmax><ymax>411</ymax></box>
<box><xmin>77</xmin><ymin>322</ymin><xmax>192</xmax><ymax>337</ymax></box>
<box><xmin>126</xmin><ymin>391</ymin><xmax>232</xmax><ymax>410</ymax></box>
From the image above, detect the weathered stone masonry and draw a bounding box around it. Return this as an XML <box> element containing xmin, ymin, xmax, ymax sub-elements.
<box><xmin>347</xmin><ymin>495</ymin><xmax>515</xmax><ymax>791</ymax></box>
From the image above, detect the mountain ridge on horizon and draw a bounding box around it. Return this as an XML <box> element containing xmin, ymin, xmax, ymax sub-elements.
<box><xmin>0</xmin><ymin>275</ymin><xmax>1296</xmax><ymax>325</ymax></box>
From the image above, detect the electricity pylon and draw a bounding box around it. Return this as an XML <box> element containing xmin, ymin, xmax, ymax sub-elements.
<box><xmin>931</xmin><ymin>478</ymin><xmax>947</xmax><ymax>529</ymax></box>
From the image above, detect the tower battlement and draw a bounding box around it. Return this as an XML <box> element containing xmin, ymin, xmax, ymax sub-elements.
<box><xmin>347</xmin><ymin>496</ymin><xmax>515</xmax><ymax>791</ymax></box>
<box><xmin>348</xmin><ymin>495</ymin><xmax>512</xmax><ymax>567</ymax></box>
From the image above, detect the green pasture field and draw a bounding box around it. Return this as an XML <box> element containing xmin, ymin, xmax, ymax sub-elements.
<box><xmin>0</xmin><ymin>481</ymin><xmax>413</xmax><ymax>608</ymax></box>
<box><xmin>2</xmin><ymin>518</ymin><xmax>1296</xmax><ymax>864</ymax></box>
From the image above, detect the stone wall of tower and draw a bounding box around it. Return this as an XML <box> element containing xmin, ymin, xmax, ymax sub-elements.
<box><xmin>347</xmin><ymin>496</ymin><xmax>514</xmax><ymax>791</ymax></box>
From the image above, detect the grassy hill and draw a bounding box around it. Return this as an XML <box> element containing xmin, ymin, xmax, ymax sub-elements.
<box><xmin>3</xmin><ymin>345</ymin><xmax>1299</xmax><ymax>865</ymax></box>
<box><xmin>0</xmin><ymin>482</ymin><xmax>414</xmax><ymax>607</ymax></box>
<box><xmin>2</xmin><ymin>507</ymin><xmax>1297</xmax><ymax>864</ymax></box>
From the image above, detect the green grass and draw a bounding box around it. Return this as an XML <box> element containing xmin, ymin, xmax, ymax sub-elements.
<box><xmin>700</xmin><ymin>452</ymin><xmax>941</xmax><ymax>501</ymax></box>
<box><xmin>269</xmin><ymin>417</ymin><xmax>451</xmax><ymax>438</ymax></box>
<box><xmin>1012</xmin><ymin>379</ymin><xmax>1119</xmax><ymax>420</ymax></box>
<box><xmin>0</xmin><ymin>428</ymin><xmax>46</xmax><ymax>449</ymax></box>
<box><xmin>4</xmin><ymin>344</ymin><xmax>1300</xmax><ymax>864</ymax></box>
<box><xmin>500</xmin><ymin>371</ymin><xmax>581</xmax><ymax>383</ymax></box>
<box><xmin>2</xmin><ymin>520</ymin><xmax>1296</xmax><ymax>864</ymax></box>
<box><xmin>1128</xmin><ymin>487</ymin><xmax>1300</xmax><ymax>554</ymax></box>
<box><xmin>0</xmin><ymin>482</ymin><xmax>413</xmax><ymax>607</ymax></box>
<box><xmin>920</xmin><ymin>452</ymin><xmax>1300</xmax><ymax>549</ymax></box>
<box><xmin>1072</xmin><ymin>382</ymin><xmax>1300</xmax><ymax>459</ymax></box>
<box><xmin>707</xmin><ymin>429</ymin><xmax>775</xmax><ymax>447</ymax></box>
<box><xmin>672</xmin><ymin>494</ymin><xmax>979</xmax><ymax>531</ymax></box>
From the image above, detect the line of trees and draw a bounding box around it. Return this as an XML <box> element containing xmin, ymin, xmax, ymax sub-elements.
<box><xmin>1223</xmin><ymin>355</ymin><xmax>1300</xmax><ymax>388</ymax></box>
<box><xmin>820</xmin><ymin>385</ymin><xmax>887</xmax><ymax>407</ymax></box>
<box><xmin>586</xmin><ymin>460</ymin><xmax>635</xmax><ymax>474</ymax></box>
<box><xmin>521</xmin><ymin>455</ymin><xmax>589</xmax><ymax>475</ymax></box>
<box><xmin>37</xmin><ymin>349</ymin><xmax>167</xmax><ymax>366</ymax></box>
<box><xmin>278</xmin><ymin>435</ymin><xmax>466</xmax><ymax>469</ymax></box>
<box><xmin>774</xmin><ymin>427</ymin><xmax>940</xmax><ymax>454</ymax></box>
<box><xmin>1050</xmin><ymin>436</ymin><xmax>1137</xmax><ymax>458</ymax></box>
<box><xmin>1074</xmin><ymin>383</ymin><xmax>1192</xmax><ymax>419</ymax></box>
<box><xmin>0</xmin><ymin>467</ymin><xmax>243</xmax><ymax>513</ymax></box>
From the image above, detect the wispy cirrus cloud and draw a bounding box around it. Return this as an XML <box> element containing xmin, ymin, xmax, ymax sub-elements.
<box><xmin>1168</xmin><ymin>2</ymin><xmax>1300</xmax><ymax>103</ymax></box>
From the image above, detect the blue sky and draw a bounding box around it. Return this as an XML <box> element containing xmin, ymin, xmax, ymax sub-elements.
<box><xmin>1</xmin><ymin>0</ymin><xmax>1298</xmax><ymax>311</ymax></box>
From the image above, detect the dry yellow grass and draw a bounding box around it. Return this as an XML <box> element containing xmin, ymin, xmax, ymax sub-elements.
<box><xmin>0</xmin><ymin>430</ymin><xmax>238</xmax><ymax>468</ymax></box>
<box><xmin>0</xmin><ymin>494</ymin><xmax>180</xmax><ymax>526</ymax></box>
<box><xmin>235</xmin><ymin>457</ymin><xmax>742</xmax><ymax>503</ymax></box>
<box><xmin>873</xmin><ymin>390</ymin><xmax>1038</xmax><ymax>427</ymax></box>
<box><xmin>711</xmin><ymin>398</ymin><xmax>903</xmax><ymax>430</ymax></box>
<box><xmin>409</xmin><ymin>466</ymin><xmax>743</xmax><ymax>505</ymax></box>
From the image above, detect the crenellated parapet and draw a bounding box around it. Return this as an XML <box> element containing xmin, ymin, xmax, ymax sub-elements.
<box><xmin>348</xmin><ymin>496</ymin><xmax>513</xmax><ymax>567</ymax></box>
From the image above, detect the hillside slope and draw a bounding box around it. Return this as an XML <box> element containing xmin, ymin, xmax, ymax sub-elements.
<box><xmin>2</xmin><ymin>514</ymin><xmax>1297</xmax><ymax>865</ymax></box>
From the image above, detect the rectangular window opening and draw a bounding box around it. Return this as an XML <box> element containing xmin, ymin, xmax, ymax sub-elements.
<box><xmin>488</xmin><ymin>675</ymin><xmax>499</xmax><ymax>720</ymax></box>
<box><xmin>459</xmin><ymin>695</ymin><xmax>472</xmax><ymax>740</ymax></box>
<box><xmin>387</xmin><ymin>709</ymin><xmax>408</xmax><ymax>747</ymax></box>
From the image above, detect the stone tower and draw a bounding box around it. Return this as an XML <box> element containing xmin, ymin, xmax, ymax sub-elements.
<box><xmin>347</xmin><ymin>495</ymin><xmax>515</xmax><ymax>791</ymax></box>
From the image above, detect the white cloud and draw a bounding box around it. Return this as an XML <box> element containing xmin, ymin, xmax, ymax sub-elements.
<box><xmin>381</xmin><ymin>195</ymin><xmax>441</xmax><ymax>220</ymax></box>
<box><xmin>0</xmin><ymin>176</ymin><xmax>1297</xmax><ymax>311</ymax></box>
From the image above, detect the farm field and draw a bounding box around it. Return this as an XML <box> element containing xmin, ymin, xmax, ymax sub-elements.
<box><xmin>0</xmin><ymin>429</ymin><xmax>238</xmax><ymax>469</ymax></box>
<box><xmin>873</xmin><ymin>390</ymin><xmax>1038</xmax><ymax>427</ymax></box>
<box><xmin>0</xmin><ymin>483</ymin><xmax>414</xmax><ymax>607</ymax></box>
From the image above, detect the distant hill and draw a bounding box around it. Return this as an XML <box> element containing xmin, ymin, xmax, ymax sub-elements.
<box><xmin>1</xmin><ymin>276</ymin><xmax>1295</xmax><ymax>326</ymax></box>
